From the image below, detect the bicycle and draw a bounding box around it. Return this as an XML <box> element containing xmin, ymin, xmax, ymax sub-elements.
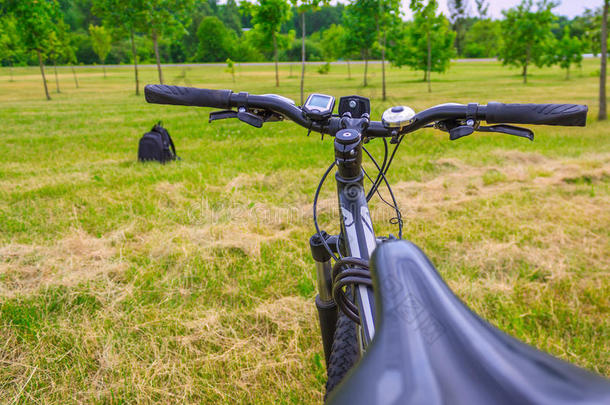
<box><xmin>144</xmin><ymin>84</ymin><xmax>610</xmax><ymax>404</ymax></box>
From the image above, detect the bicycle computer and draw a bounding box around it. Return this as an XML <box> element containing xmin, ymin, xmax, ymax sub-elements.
<box><xmin>303</xmin><ymin>93</ymin><xmax>335</xmax><ymax>121</ymax></box>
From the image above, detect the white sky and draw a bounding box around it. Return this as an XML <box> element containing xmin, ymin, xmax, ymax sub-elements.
<box><xmin>329</xmin><ymin>0</ymin><xmax>604</xmax><ymax>20</ymax></box>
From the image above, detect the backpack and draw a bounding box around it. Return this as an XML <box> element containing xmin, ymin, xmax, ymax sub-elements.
<box><xmin>138</xmin><ymin>122</ymin><xmax>178</xmax><ymax>163</ymax></box>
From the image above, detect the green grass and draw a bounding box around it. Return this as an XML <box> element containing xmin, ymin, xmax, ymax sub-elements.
<box><xmin>0</xmin><ymin>59</ymin><xmax>608</xmax><ymax>403</ymax></box>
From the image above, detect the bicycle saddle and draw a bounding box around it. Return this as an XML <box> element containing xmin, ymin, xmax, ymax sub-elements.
<box><xmin>327</xmin><ymin>240</ymin><xmax>610</xmax><ymax>405</ymax></box>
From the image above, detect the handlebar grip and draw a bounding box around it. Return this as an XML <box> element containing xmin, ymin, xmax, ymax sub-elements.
<box><xmin>144</xmin><ymin>84</ymin><xmax>232</xmax><ymax>109</ymax></box>
<box><xmin>485</xmin><ymin>102</ymin><xmax>588</xmax><ymax>126</ymax></box>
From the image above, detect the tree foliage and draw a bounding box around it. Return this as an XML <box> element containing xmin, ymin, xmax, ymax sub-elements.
<box><xmin>554</xmin><ymin>26</ymin><xmax>582</xmax><ymax>79</ymax></box>
<box><xmin>390</xmin><ymin>0</ymin><xmax>455</xmax><ymax>89</ymax></box>
<box><xmin>249</xmin><ymin>0</ymin><xmax>292</xmax><ymax>86</ymax></box>
<box><xmin>499</xmin><ymin>0</ymin><xmax>558</xmax><ymax>84</ymax></box>
<box><xmin>343</xmin><ymin>0</ymin><xmax>380</xmax><ymax>86</ymax></box>
<box><xmin>463</xmin><ymin>19</ymin><xmax>500</xmax><ymax>58</ymax></box>
<box><xmin>89</xmin><ymin>24</ymin><xmax>112</xmax><ymax>65</ymax></box>
<box><xmin>196</xmin><ymin>16</ymin><xmax>235</xmax><ymax>62</ymax></box>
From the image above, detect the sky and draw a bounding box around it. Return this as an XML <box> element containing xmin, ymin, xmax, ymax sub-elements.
<box><xmin>329</xmin><ymin>0</ymin><xmax>604</xmax><ymax>20</ymax></box>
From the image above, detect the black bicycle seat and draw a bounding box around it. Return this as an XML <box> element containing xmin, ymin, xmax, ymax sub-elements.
<box><xmin>327</xmin><ymin>240</ymin><xmax>610</xmax><ymax>405</ymax></box>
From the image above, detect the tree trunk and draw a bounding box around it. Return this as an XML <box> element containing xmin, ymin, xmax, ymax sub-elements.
<box><xmin>300</xmin><ymin>12</ymin><xmax>306</xmax><ymax>105</ymax></box>
<box><xmin>37</xmin><ymin>50</ymin><xmax>51</xmax><ymax>100</ymax></box>
<box><xmin>347</xmin><ymin>59</ymin><xmax>351</xmax><ymax>80</ymax></box>
<box><xmin>426</xmin><ymin>31</ymin><xmax>432</xmax><ymax>93</ymax></box>
<box><xmin>363</xmin><ymin>50</ymin><xmax>368</xmax><ymax>87</ymax></box>
<box><xmin>53</xmin><ymin>60</ymin><xmax>61</xmax><ymax>93</ymax></box>
<box><xmin>152</xmin><ymin>30</ymin><xmax>164</xmax><ymax>85</ymax></box>
<box><xmin>103</xmin><ymin>65</ymin><xmax>106</xmax><ymax>78</ymax></box>
<box><xmin>130</xmin><ymin>28</ymin><xmax>140</xmax><ymax>96</ymax></box>
<box><xmin>71</xmin><ymin>66</ymin><xmax>79</xmax><ymax>88</ymax></box>
<box><xmin>381</xmin><ymin>31</ymin><xmax>387</xmax><ymax>101</ymax></box>
<box><xmin>566</xmin><ymin>66</ymin><xmax>570</xmax><ymax>80</ymax></box>
<box><xmin>273</xmin><ymin>32</ymin><xmax>279</xmax><ymax>87</ymax></box>
<box><xmin>599</xmin><ymin>0</ymin><xmax>608</xmax><ymax>120</ymax></box>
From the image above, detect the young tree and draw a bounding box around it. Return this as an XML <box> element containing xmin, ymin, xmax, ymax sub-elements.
<box><xmin>448</xmin><ymin>0</ymin><xmax>468</xmax><ymax>56</ymax></box>
<box><xmin>196</xmin><ymin>16</ymin><xmax>235</xmax><ymax>62</ymax></box>
<box><xmin>390</xmin><ymin>0</ymin><xmax>455</xmax><ymax>92</ymax></box>
<box><xmin>554</xmin><ymin>26</ymin><xmax>582</xmax><ymax>79</ymax></box>
<box><xmin>312</xmin><ymin>24</ymin><xmax>356</xmax><ymax>79</ymax></box>
<box><xmin>344</xmin><ymin>0</ymin><xmax>379</xmax><ymax>87</ymax></box>
<box><xmin>376</xmin><ymin>0</ymin><xmax>401</xmax><ymax>100</ymax></box>
<box><xmin>48</xmin><ymin>30</ymin><xmax>63</xmax><ymax>93</ymax></box>
<box><xmin>9</xmin><ymin>0</ymin><xmax>60</xmax><ymax>100</ymax></box>
<box><xmin>93</xmin><ymin>0</ymin><xmax>145</xmax><ymax>95</ymax></box>
<box><xmin>291</xmin><ymin>0</ymin><xmax>327</xmax><ymax>104</ymax></box>
<box><xmin>250</xmin><ymin>0</ymin><xmax>292</xmax><ymax>87</ymax></box>
<box><xmin>600</xmin><ymin>0</ymin><xmax>609</xmax><ymax>120</ymax></box>
<box><xmin>499</xmin><ymin>0</ymin><xmax>557</xmax><ymax>84</ymax></box>
<box><xmin>140</xmin><ymin>0</ymin><xmax>194</xmax><ymax>85</ymax></box>
<box><xmin>89</xmin><ymin>25</ymin><xmax>112</xmax><ymax>78</ymax></box>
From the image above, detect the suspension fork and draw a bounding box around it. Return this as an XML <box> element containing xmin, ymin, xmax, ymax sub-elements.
<box><xmin>310</xmin><ymin>231</ymin><xmax>339</xmax><ymax>366</ymax></box>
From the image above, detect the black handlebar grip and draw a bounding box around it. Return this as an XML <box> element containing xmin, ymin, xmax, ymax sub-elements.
<box><xmin>485</xmin><ymin>102</ymin><xmax>588</xmax><ymax>126</ymax></box>
<box><xmin>144</xmin><ymin>84</ymin><xmax>232</xmax><ymax>109</ymax></box>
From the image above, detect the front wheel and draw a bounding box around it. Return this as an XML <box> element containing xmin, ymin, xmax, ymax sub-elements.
<box><xmin>324</xmin><ymin>309</ymin><xmax>359</xmax><ymax>400</ymax></box>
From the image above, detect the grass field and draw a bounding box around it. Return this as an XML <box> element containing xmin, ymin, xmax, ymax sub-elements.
<box><xmin>0</xmin><ymin>59</ymin><xmax>608</xmax><ymax>403</ymax></box>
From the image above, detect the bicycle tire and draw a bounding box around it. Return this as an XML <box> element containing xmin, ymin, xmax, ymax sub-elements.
<box><xmin>324</xmin><ymin>309</ymin><xmax>359</xmax><ymax>401</ymax></box>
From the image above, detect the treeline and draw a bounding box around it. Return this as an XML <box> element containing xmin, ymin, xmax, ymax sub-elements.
<box><xmin>0</xmin><ymin>0</ymin><xmax>608</xmax><ymax>102</ymax></box>
<box><xmin>0</xmin><ymin>0</ymin><xmax>604</xmax><ymax>66</ymax></box>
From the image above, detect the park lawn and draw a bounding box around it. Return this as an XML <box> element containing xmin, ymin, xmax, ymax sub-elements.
<box><xmin>0</xmin><ymin>59</ymin><xmax>608</xmax><ymax>403</ymax></box>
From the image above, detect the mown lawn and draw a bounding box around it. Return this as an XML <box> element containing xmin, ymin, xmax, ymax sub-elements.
<box><xmin>0</xmin><ymin>59</ymin><xmax>608</xmax><ymax>403</ymax></box>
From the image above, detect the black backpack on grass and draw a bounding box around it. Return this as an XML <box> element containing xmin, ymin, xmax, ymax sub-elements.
<box><xmin>138</xmin><ymin>122</ymin><xmax>178</xmax><ymax>163</ymax></box>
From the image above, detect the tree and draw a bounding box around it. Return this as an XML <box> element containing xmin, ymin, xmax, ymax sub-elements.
<box><xmin>140</xmin><ymin>0</ymin><xmax>194</xmax><ymax>85</ymax></box>
<box><xmin>291</xmin><ymin>0</ymin><xmax>328</xmax><ymax>104</ymax></box>
<box><xmin>196</xmin><ymin>16</ymin><xmax>235</xmax><ymax>62</ymax></box>
<box><xmin>93</xmin><ymin>0</ymin><xmax>145</xmax><ymax>95</ymax></box>
<box><xmin>344</xmin><ymin>0</ymin><xmax>379</xmax><ymax>87</ymax></box>
<box><xmin>499</xmin><ymin>0</ymin><xmax>557</xmax><ymax>84</ymax></box>
<box><xmin>312</xmin><ymin>23</ymin><xmax>357</xmax><ymax>79</ymax></box>
<box><xmin>390</xmin><ymin>0</ymin><xmax>455</xmax><ymax>92</ymax></box>
<box><xmin>448</xmin><ymin>0</ymin><xmax>468</xmax><ymax>56</ymax></box>
<box><xmin>249</xmin><ymin>0</ymin><xmax>292</xmax><ymax>87</ymax></box>
<box><xmin>376</xmin><ymin>0</ymin><xmax>401</xmax><ymax>100</ymax></box>
<box><xmin>463</xmin><ymin>18</ymin><xmax>500</xmax><ymax>57</ymax></box>
<box><xmin>48</xmin><ymin>30</ymin><xmax>63</xmax><ymax>93</ymax></box>
<box><xmin>89</xmin><ymin>25</ymin><xmax>112</xmax><ymax>78</ymax></box>
<box><xmin>9</xmin><ymin>0</ymin><xmax>60</xmax><ymax>100</ymax></box>
<box><xmin>554</xmin><ymin>26</ymin><xmax>582</xmax><ymax>79</ymax></box>
<box><xmin>600</xmin><ymin>0</ymin><xmax>608</xmax><ymax>120</ymax></box>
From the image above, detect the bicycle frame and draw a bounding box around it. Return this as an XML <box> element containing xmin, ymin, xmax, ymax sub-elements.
<box><xmin>311</xmin><ymin>123</ymin><xmax>377</xmax><ymax>360</ymax></box>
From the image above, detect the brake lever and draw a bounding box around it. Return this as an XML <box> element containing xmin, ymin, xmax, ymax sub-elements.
<box><xmin>209</xmin><ymin>110</ymin><xmax>237</xmax><ymax>123</ymax></box>
<box><xmin>208</xmin><ymin>108</ymin><xmax>264</xmax><ymax>128</ymax></box>
<box><xmin>477</xmin><ymin>124</ymin><xmax>534</xmax><ymax>141</ymax></box>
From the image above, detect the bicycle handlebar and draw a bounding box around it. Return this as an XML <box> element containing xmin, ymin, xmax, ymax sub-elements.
<box><xmin>485</xmin><ymin>102</ymin><xmax>588</xmax><ymax>126</ymax></box>
<box><xmin>145</xmin><ymin>84</ymin><xmax>232</xmax><ymax>109</ymax></box>
<box><xmin>144</xmin><ymin>85</ymin><xmax>588</xmax><ymax>137</ymax></box>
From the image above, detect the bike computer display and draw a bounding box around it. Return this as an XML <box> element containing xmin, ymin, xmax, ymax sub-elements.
<box><xmin>303</xmin><ymin>93</ymin><xmax>335</xmax><ymax>121</ymax></box>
